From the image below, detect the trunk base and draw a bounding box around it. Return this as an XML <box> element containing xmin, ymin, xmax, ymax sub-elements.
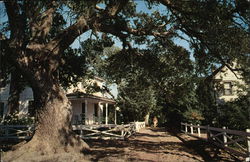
<box><xmin>4</xmin><ymin>96</ymin><xmax>89</xmax><ymax>161</ymax></box>
<box><xmin>3</xmin><ymin>134</ymin><xmax>89</xmax><ymax>162</ymax></box>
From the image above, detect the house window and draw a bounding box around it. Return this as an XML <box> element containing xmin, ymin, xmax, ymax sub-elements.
<box><xmin>224</xmin><ymin>82</ymin><xmax>233</xmax><ymax>95</ymax></box>
<box><xmin>0</xmin><ymin>102</ymin><xmax>4</xmax><ymax>118</ymax></box>
<box><xmin>28</xmin><ymin>101</ymin><xmax>35</xmax><ymax>117</ymax></box>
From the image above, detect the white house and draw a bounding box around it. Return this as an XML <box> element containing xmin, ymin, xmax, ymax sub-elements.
<box><xmin>209</xmin><ymin>63</ymin><xmax>248</xmax><ymax>104</ymax></box>
<box><xmin>0</xmin><ymin>76</ymin><xmax>117</xmax><ymax>125</ymax></box>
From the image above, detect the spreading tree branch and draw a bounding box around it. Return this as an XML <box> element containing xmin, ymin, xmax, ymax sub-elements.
<box><xmin>28</xmin><ymin>1</ymin><xmax>58</xmax><ymax>43</ymax></box>
<box><xmin>46</xmin><ymin>16</ymin><xmax>89</xmax><ymax>55</ymax></box>
<box><xmin>4</xmin><ymin>0</ymin><xmax>25</xmax><ymax>47</ymax></box>
<box><xmin>105</xmin><ymin>0</ymin><xmax>129</xmax><ymax>17</ymax></box>
<box><xmin>98</xmin><ymin>22</ymin><xmax>174</xmax><ymax>49</ymax></box>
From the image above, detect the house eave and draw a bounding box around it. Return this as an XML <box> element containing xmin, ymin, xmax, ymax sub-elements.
<box><xmin>67</xmin><ymin>92</ymin><xmax>115</xmax><ymax>104</ymax></box>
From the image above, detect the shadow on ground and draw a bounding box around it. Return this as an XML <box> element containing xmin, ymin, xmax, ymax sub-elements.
<box><xmin>83</xmin><ymin>127</ymin><xmax>241</xmax><ymax>162</ymax></box>
<box><xmin>165</xmin><ymin>127</ymin><xmax>241</xmax><ymax>162</ymax></box>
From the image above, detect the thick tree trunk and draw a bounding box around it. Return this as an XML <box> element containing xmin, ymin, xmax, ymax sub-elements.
<box><xmin>7</xmin><ymin>70</ymin><xmax>23</xmax><ymax>114</ymax></box>
<box><xmin>5</xmin><ymin>71</ymin><xmax>89</xmax><ymax>161</ymax></box>
<box><xmin>29</xmin><ymin>77</ymin><xmax>88</xmax><ymax>153</ymax></box>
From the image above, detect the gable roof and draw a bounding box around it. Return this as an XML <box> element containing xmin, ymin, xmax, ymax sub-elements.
<box><xmin>207</xmin><ymin>63</ymin><xmax>244</xmax><ymax>81</ymax></box>
<box><xmin>205</xmin><ymin>65</ymin><xmax>225</xmax><ymax>81</ymax></box>
<box><xmin>67</xmin><ymin>91</ymin><xmax>115</xmax><ymax>104</ymax></box>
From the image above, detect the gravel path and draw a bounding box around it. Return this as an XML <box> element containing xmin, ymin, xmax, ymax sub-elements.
<box><xmin>85</xmin><ymin>128</ymin><xmax>210</xmax><ymax>161</ymax></box>
<box><xmin>121</xmin><ymin>128</ymin><xmax>204</xmax><ymax>161</ymax></box>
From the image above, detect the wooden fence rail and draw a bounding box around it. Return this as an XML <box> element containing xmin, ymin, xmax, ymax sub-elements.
<box><xmin>181</xmin><ymin>122</ymin><xmax>250</xmax><ymax>161</ymax></box>
<box><xmin>0</xmin><ymin>125</ymin><xmax>34</xmax><ymax>140</ymax></box>
<box><xmin>73</xmin><ymin>121</ymin><xmax>146</xmax><ymax>140</ymax></box>
<box><xmin>0</xmin><ymin>122</ymin><xmax>146</xmax><ymax>142</ymax></box>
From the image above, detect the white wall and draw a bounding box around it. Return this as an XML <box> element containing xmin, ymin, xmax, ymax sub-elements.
<box><xmin>87</xmin><ymin>103</ymin><xmax>94</xmax><ymax>124</ymax></box>
<box><xmin>71</xmin><ymin>101</ymin><xmax>82</xmax><ymax>116</ymax></box>
<box><xmin>0</xmin><ymin>85</ymin><xmax>34</xmax><ymax>115</ymax></box>
<box><xmin>214</xmin><ymin>66</ymin><xmax>247</xmax><ymax>102</ymax></box>
<box><xmin>70</xmin><ymin>99</ymin><xmax>98</xmax><ymax>125</ymax></box>
<box><xmin>0</xmin><ymin>84</ymin><xmax>10</xmax><ymax>101</ymax></box>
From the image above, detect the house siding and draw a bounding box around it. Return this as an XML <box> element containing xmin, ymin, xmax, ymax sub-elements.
<box><xmin>212</xmin><ymin>65</ymin><xmax>247</xmax><ymax>103</ymax></box>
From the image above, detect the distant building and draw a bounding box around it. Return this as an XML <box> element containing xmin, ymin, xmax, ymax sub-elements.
<box><xmin>0</xmin><ymin>76</ymin><xmax>117</xmax><ymax>125</ymax></box>
<box><xmin>208</xmin><ymin>63</ymin><xmax>248</xmax><ymax>104</ymax></box>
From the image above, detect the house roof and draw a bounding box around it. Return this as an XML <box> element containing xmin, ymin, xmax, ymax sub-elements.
<box><xmin>66</xmin><ymin>91</ymin><xmax>115</xmax><ymax>104</ymax></box>
<box><xmin>207</xmin><ymin>65</ymin><xmax>225</xmax><ymax>80</ymax></box>
<box><xmin>207</xmin><ymin>63</ymin><xmax>244</xmax><ymax>81</ymax></box>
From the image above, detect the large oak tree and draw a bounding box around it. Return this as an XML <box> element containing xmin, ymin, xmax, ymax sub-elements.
<box><xmin>1</xmin><ymin>0</ymin><xmax>249</xmax><ymax>158</ymax></box>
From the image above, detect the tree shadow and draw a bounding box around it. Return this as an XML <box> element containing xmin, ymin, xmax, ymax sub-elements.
<box><xmin>149</xmin><ymin>127</ymin><xmax>169</xmax><ymax>132</ymax></box>
<box><xmin>83</xmin><ymin>135</ymin><xmax>201</xmax><ymax>161</ymax></box>
<box><xmin>82</xmin><ymin>127</ymin><xmax>241</xmax><ymax>161</ymax></box>
<box><xmin>167</xmin><ymin>129</ymin><xmax>240</xmax><ymax>162</ymax></box>
<box><xmin>162</xmin><ymin>150</ymin><xmax>203</xmax><ymax>161</ymax></box>
<box><xmin>83</xmin><ymin>139</ymin><xmax>126</xmax><ymax>161</ymax></box>
<box><xmin>134</xmin><ymin>132</ymin><xmax>170</xmax><ymax>138</ymax></box>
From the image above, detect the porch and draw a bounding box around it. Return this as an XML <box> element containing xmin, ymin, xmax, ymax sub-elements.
<box><xmin>67</xmin><ymin>93</ymin><xmax>117</xmax><ymax>125</ymax></box>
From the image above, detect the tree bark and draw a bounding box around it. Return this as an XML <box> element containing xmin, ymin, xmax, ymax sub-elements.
<box><xmin>7</xmin><ymin>70</ymin><xmax>23</xmax><ymax>114</ymax></box>
<box><xmin>5</xmin><ymin>63</ymin><xmax>89</xmax><ymax>159</ymax></box>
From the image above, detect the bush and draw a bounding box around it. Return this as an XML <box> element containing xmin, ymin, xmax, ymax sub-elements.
<box><xmin>183</xmin><ymin>108</ymin><xmax>204</xmax><ymax>125</ymax></box>
<box><xmin>2</xmin><ymin>112</ymin><xmax>35</xmax><ymax>125</ymax></box>
<box><xmin>217</xmin><ymin>96</ymin><xmax>250</xmax><ymax>130</ymax></box>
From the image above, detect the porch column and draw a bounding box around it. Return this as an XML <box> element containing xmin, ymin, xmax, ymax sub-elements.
<box><xmin>114</xmin><ymin>107</ymin><xmax>117</xmax><ymax>125</ymax></box>
<box><xmin>85</xmin><ymin>100</ymin><xmax>88</xmax><ymax>125</ymax></box>
<box><xmin>105</xmin><ymin>103</ymin><xmax>108</xmax><ymax>125</ymax></box>
<box><xmin>98</xmin><ymin>102</ymin><xmax>102</xmax><ymax>124</ymax></box>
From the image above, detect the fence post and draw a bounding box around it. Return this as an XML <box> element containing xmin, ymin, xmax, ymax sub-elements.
<box><xmin>190</xmin><ymin>123</ymin><xmax>193</xmax><ymax>134</ymax></box>
<box><xmin>206</xmin><ymin>125</ymin><xmax>210</xmax><ymax>141</ymax></box>
<box><xmin>121</xmin><ymin>124</ymin><xmax>124</xmax><ymax>137</ymax></box>
<box><xmin>246</xmin><ymin>129</ymin><xmax>250</xmax><ymax>162</ymax></box>
<box><xmin>80</xmin><ymin>125</ymin><xmax>83</xmax><ymax>138</ymax></box>
<box><xmin>185</xmin><ymin>123</ymin><xmax>188</xmax><ymax>134</ymax></box>
<box><xmin>121</xmin><ymin>129</ymin><xmax>124</xmax><ymax>137</ymax></box>
<box><xmin>197</xmin><ymin>124</ymin><xmax>201</xmax><ymax>137</ymax></box>
<box><xmin>135</xmin><ymin>122</ymin><xmax>139</xmax><ymax>132</ymax></box>
<box><xmin>223</xmin><ymin>126</ymin><xmax>228</xmax><ymax>147</ymax></box>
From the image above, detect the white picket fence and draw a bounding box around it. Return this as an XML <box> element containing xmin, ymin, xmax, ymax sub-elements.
<box><xmin>73</xmin><ymin>121</ymin><xmax>146</xmax><ymax>140</ymax></box>
<box><xmin>181</xmin><ymin>122</ymin><xmax>250</xmax><ymax>161</ymax></box>
<box><xmin>0</xmin><ymin>122</ymin><xmax>146</xmax><ymax>141</ymax></box>
<box><xmin>135</xmin><ymin>121</ymin><xmax>146</xmax><ymax>132</ymax></box>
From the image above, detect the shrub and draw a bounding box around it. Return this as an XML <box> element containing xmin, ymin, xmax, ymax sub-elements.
<box><xmin>2</xmin><ymin>112</ymin><xmax>35</xmax><ymax>125</ymax></box>
<box><xmin>183</xmin><ymin>108</ymin><xmax>204</xmax><ymax>125</ymax></box>
<box><xmin>217</xmin><ymin>96</ymin><xmax>250</xmax><ymax>130</ymax></box>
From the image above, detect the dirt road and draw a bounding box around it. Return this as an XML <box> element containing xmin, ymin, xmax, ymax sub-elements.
<box><xmin>85</xmin><ymin>127</ymin><xmax>236</xmax><ymax>161</ymax></box>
